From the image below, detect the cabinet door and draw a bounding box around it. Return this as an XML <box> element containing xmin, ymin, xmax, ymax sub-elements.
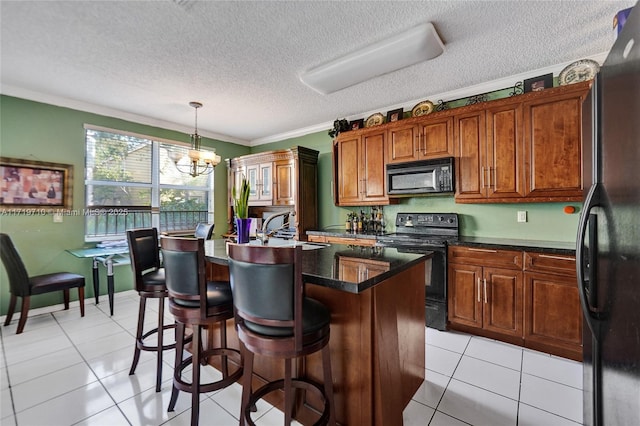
<box><xmin>483</xmin><ymin>267</ymin><xmax>523</xmax><ymax>337</ymax></box>
<box><xmin>247</xmin><ymin>162</ymin><xmax>273</xmax><ymax>205</ymax></box>
<box><xmin>448</xmin><ymin>263</ymin><xmax>483</xmax><ymax>329</ymax></box>
<box><xmin>418</xmin><ymin>116</ymin><xmax>454</xmax><ymax>159</ymax></box>
<box><xmin>454</xmin><ymin>110</ymin><xmax>487</xmax><ymax>200</ymax></box>
<box><xmin>246</xmin><ymin>163</ymin><xmax>260</xmax><ymax>201</ymax></box>
<box><xmin>259</xmin><ymin>162</ymin><xmax>272</xmax><ymax>201</ymax></box>
<box><xmin>524</xmin><ymin>271</ymin><xmax>582</xmax><ymax>359</ymax></box>
<box><xmin>273</xmin><ymin>160</ymin><xmax>295</xmax><ymax>205</ymax></box>
<box><xmin>361</xmin><ymin>130</ymin><xmax>387</xmax><ymax>202</ymax></box>
<box><xmin>335</xmin><ymin>136</ymin><xmax>362</xmax><ymax>205</ymax></box>
<box><xmin>524</xmin><ymin>94</ymin><xmax>584</xmax><ymax>199</ymax></box>
<box><xmin>486</xmin><ymin>103</ymin><xmax>525</xmax><ymax>199</ymax></box>
<box><xmin>387</xmin><ymin>122</ymin><xmax>418</xmax><ymax>164</ymax></box>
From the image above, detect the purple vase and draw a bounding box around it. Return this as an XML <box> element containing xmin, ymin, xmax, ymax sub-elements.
<box><xmin>236</xmin><ymin>218</ymin><xmax>252</xmax><ymax>244</ymax></box>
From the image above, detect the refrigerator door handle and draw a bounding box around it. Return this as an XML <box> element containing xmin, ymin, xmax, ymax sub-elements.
<box><xmin>576</xmin><ymin>182</ymin><xmax>602</xmax><ymax>337</ymax></box>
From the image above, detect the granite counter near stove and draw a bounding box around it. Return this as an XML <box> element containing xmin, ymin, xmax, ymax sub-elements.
<box><xmin>452</xmin><ymin>236</ymin><xmax>576</xmax><ymax>255</ymax></box>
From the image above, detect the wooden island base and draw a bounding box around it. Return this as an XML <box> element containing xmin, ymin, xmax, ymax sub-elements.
<box><xmin>206</xmin><ymin>260</ymin><xmax>426</xmax><ymax>425</ymax></box>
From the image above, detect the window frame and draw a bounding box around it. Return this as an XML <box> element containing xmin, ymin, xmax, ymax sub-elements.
<box><xmin>83</xmin><ymin>124</ymin><xmax>214</xmax><ymax>242</ymax></box>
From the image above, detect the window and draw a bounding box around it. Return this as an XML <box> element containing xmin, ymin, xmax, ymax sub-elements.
<box><xmin>84</xmin><ymin>125</ymin><xmax>214</xmax><ymax>241</ymax></box>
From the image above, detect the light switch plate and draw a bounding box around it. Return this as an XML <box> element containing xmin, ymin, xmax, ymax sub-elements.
<box><xmin>517</xmin><ymin>211</ymin><xmax>527</xmax><ymax>223</ymax></box>
<box><xmin>53</xmin><ymin>213</ymin><xmax>63</xmax><ymax>223</ymax></box>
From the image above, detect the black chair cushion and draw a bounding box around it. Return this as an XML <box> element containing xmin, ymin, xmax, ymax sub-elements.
<box><xmin>244</xmin><ymin>297</ymin><xmax>330</xmax><ymax>338</ymax></box>
<box><xmin>172</xmin><ymin>281</ymin><xmax>232</xmax><ymax>309</ymax></box>
<box><xmin>30</xmin><ymin>272</ymin><xmax>85</xmax><ymax>295</ymax></box>
<box><xmin>140</xmin><ymin>268</ymin><xmax>166</xmax><ymax>290</ymax></box>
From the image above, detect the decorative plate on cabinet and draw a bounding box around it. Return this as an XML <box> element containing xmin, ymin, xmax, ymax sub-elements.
<box><xmin>411</xmin><ymin>100</ymin><xmax>435</xmax><ymax>117</ymax></box>
<box><xmin>558</xmin><ymin>59</ymin><xmax>600</xmax><ymax>86</ymax></box>
<box><xmin>365</xmin><ymin>113</ymin><xmax>385</xmax><ymax>127</ymax></box>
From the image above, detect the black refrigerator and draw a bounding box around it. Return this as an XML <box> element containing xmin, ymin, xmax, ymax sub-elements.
<box><xmin>577</xmin><ymin>3</ymin><xmax>640</xmax><ymax>426</ymax></box>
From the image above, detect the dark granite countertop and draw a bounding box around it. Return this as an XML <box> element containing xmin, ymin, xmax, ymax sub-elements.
<box><xmin>451</xmin><ymin>236</ymin><xmax>576</xmax><ymax>255</ymax></box>
<box><xmin>204</xmin><ymin>239</ymin><xmax>432</xmax><ymax>294</ymax></box>
<box><xmin>307</xmin><ymin>230</ymin><xmax>576</xmax><ymax>255</ymax></box>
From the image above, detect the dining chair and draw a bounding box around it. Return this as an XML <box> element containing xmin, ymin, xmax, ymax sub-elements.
<box><xmin>227</xmin><ymin>243</ymin><xmax>336</xmax><ymax>425</ymax></box>
<box><xmin>161</xmin><ymin>236</ymin><xmax>243</xmax><ymax>426</ymax></box>
<box><xmin>0</xmin><ymin>233</ymin><xmax>85</xmax><ymax>334</ymax></box>
<box><xmin>194</xmin><ymin>222</ymin><xmax>214</xmax><ymax>240</ymax></box>
<box><xmin>126</xmin><ymin>228</ymin><xmax>176</xmax><ymax>392</ymax></box>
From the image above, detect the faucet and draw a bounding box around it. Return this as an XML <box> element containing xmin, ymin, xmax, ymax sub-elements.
<box><xmin>258</xmin><ymin>211</ymin><xmax>295</xmax><ymax>243</ymax></box>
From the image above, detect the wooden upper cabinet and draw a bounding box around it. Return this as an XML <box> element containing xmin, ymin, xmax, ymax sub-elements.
<box><xmin>227</xmin><ymin>147</ymin><xmax>318</xmax><ymax>240</ymax></box>
<box><xmin>454</xmin><ymin>110</ymin><xmax>486</xmax><ymax>200</ymax></box>
<box><xmin>523</xmin><ymin>90</ymin><xmax>585</xmax><ymax>199</ymax></box>
<box><xmin>273</xmin><ymin>159</ymin><xmax>295</xmax><ymax>205</ymax></box>
<box><xmin>335</xmin><ymin>128</ymin><xmax>390</xmax><ymax>206</ymax></box>
<box><xmin>455</xmin><ymin>82</ymin><xmax>589</xmax><ymax>203</ymax></box>
<box><xmin>486</xmin><ymin>102</ymin><xmax>525</xmax><ymax>199</ymax></box>
<box><xmin>386</xmin><ymin>115</ymin><xmax>454</xmax><ymax>164</ymax></box>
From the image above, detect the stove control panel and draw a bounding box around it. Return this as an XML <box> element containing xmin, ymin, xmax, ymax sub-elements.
<box><xmin>395</xmin><ymin>213</ymin><xmax>458</xmax><ymax>229</ymax></box>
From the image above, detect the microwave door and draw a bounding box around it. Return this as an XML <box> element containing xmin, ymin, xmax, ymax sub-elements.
<box><xmin>389</xmin><ymin>169</ymin><xmax>437</xmax><ymax>194</ymax></box>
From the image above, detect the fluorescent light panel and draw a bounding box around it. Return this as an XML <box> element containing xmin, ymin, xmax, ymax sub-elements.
<box><xmin>300</xmin><ymin>22</ymin><xmax>444</xmax><ymax>95</ymax></box>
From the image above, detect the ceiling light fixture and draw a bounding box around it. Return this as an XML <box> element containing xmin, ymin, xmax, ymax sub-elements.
<box><xmin>299</xmin><ymin>22</ymin><xmax>445</xmax><ymax>95</ymax></box>
<box><xmin>171</xmin><ymin>101</ymin><xmax>221</xmax><ymax>178</ymax></box>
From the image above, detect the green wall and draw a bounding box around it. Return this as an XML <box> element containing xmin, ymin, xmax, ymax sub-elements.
<box><xmin>0</xmin><ymin>95</ymin><xmax>249</xmax><ymax>314</ymax></box>
<box><xmin>0</xmin><ymin>95</ymin><xmax>582</xmax><ymax>316</ymax></box>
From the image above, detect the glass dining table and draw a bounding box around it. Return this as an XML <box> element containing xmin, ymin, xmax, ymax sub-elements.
<box><xmin>66</xmin><ymin>246</ymin><xmax>131</xmax><ymax>315</ymax></box>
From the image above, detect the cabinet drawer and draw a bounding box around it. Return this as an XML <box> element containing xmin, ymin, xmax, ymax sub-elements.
<box><xmin>307</xmin><ymin>235</ymin><xmax>327</xmax><ymax>243</ymax></box>
<box><xmin>524</xmin><ymin>252</ymin><xmax>576</xmax><ymax>276</ymax></box>
<box><xmin>449</xmin><ymin>246</ymin><xmax>522</xmax><ymax>269</ymax></box>
<box><xmin>325</xmin><ymin>236</ymin><xmax>377</xmax><ymax>247</ymax></box>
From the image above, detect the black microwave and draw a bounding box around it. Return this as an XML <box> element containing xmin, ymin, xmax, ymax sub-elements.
<box><xmin>386</xmin><ymin>157</ymin><xmax>454</xmax><ymax>195</ymax></box>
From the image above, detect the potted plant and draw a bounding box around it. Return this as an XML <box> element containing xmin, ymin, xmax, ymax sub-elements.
<box><xmin>232</xmin><ymin>177</ymin><xmax>252</xmax><ymax>243</ymax></box>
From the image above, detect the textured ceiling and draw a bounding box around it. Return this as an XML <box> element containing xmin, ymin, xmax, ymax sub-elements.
<box><xmin>0</xmin><ymin>1</ymin><xmax>635</xmax><ymax>145</ymax></box>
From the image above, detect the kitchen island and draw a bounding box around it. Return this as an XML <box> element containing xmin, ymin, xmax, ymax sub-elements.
<box><xmin>204</xmin><ymin>239</ymin><xmax>432</xmax><ymax>425</ymax></box>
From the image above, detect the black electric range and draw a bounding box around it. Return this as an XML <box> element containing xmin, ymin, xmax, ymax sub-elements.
<box><xmin>376</xmin><ymin>213</ymin><xmax>459</xmax><ymax>330</ymax></box>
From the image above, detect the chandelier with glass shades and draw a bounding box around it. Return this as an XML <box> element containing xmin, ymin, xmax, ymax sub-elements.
<box><xmin>170</xmin><ymin>101</ymin><xmax>221</xmax><ymax>177</ymax></box>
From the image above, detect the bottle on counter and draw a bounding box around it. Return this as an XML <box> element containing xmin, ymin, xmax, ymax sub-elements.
<box><xmin>345</xmin><ymin>213</ymin><xmax>352</xmax><ymax>232</ymax></box>
<box><xmin>357</xmin><ymin>210</ymin><xmax>363</xmax><ymax>233</ymax></box>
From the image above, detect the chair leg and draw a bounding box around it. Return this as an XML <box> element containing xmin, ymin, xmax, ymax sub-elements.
<box><xmin>129</xmin><ymin>295</ymin><xmax>146</xmax><ymax>376</ymax></box>
<box><xmin>63</xmin><ymin>289</ymin><xmax>70</xmax><ymax>310</ymax></box>
<box><xmin>4</xmin><ymin>294</ymin><xmax>17</xmax><ymax>326</ymax></box>
<box><xmin>240</xmin><ymin>345</ymin><xmax>254</xmax><ymax>426</ymax></box>
<box><xmin>220</xmin><ymin>319</ymin><xmax>228</xmax><ymax>377</ymax></box>
<box><xmin>78</xmin><ymin>287</ymin><xmax>85</xmax><ymax>317</ymax></box>
<box><xmin>16</xmin><ymin>296</ymin><xmax>30</xmax><ymax>334</ymax></box>
<box><xmin>168</xmin><ymin>322</ymin><xmax>185</xmax><ymax>412</ymax></box>
<box><xmin>322</xmin><ymin>345</ymin><xmax>337</xmax><ymax>426</ymax></box>
<box><xmin>284</xmin><ymin>358</ymin><xmax>294</xmax><ymax>425</ymax></box>
<box><xmin>156</xmin><ymin>296</ymin><xmax>165</xmax><ymax>392</ymax></box>
<box><xmin>191</xmin><ymin>325</ymin><xmax>201</xmax><ymax>426</ymax></box>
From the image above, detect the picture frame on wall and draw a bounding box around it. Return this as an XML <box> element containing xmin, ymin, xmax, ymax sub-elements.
<box><xmin>524</xmin><ymin>73</ymin><xmax>554</xmax><ymax>92</ymax></box>
<box><xmin>0</xmin><ymin>157</ymin><xmax>73</xmax><ymax>211</ymax></box>
<box><xmin>349</xmin><ymin>119</ymin><xmax>364</xmax><ymax>130</ymax></box>
<box><xmin>386</xmin><ymin>108</ymin><xmax>403</xmax><ymax>122</ymax></box>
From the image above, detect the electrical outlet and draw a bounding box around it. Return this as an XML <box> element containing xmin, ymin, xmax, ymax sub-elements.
<box><xmin>517</xmin><ymin>211</ymin><xmax>527</xmax><ymax>223</ymax></box>
<box><xmin>53</xmin><ymin>213</ymin><xmax>63</xmax><ymax>223</ymax></box>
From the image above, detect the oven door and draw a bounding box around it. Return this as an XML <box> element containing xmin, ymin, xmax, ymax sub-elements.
<box><xmin>393</xmin><ymin>245</ymin><xmax>448</xmax><ymax>330</ymax></box>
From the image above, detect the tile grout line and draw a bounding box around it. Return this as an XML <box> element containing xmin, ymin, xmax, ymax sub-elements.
<box><xmin>428</xmin><ymin>336</ymin><xmax>473</xmax><ymax>425</ymax></box>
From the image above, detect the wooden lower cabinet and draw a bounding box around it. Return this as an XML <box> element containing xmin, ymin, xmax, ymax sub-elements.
<box><xmin>448</xmin><ymin>249</ymin><xmax>523</xmax><ymax>342</ymax></box>
<box><xmin>523</xmin><ymin>252</ymin><xmax>582</xmax><ymax>360</ymax></box>
<box><xmin>448</xmin><ymin>246</ymin><xmax>581</xmax><ymax>360</ymax></box>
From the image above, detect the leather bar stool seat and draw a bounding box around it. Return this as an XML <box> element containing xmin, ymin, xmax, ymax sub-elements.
<box><xmin>127</xmin><ymin>228</ymin><xmax>176</xmax><ymax>393</ymax></box>
<box><xmin>228</xmin><ymin>243</ymin><xmax>336</xmax><ymax>426</ymax></box>
<box><xmin>161</xmin><ymin>237</ymin><xmax>242</xmax><ymax>426</ymax></box>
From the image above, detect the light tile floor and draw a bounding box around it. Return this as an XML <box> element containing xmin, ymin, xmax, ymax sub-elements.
<box><xmin>1</xmin><ymin>290</ymin><xmax>583</xmax><ymax>425</ymax></box>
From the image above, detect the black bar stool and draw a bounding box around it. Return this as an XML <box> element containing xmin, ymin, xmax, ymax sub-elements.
<box><xmin>127</xmin><ymin>228</ymin><xmax>176</xmax><ymax>392</ymax></box>
<box><xmin>161</xmin><ymin>236</ymin><xmax>243</xmax><ymax>426</ymax></box>
<box><xmin>228</xmin><ymin>243</ymin><xmax>336</xmax><ymax>426</ymax></box>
